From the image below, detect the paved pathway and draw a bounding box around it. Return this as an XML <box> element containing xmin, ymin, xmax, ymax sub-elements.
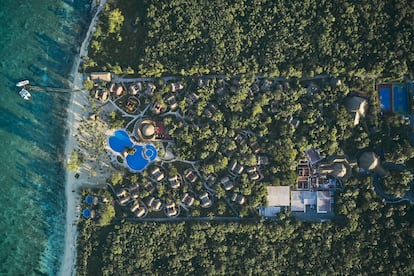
<box><xmin>372</xmin><ymin>163</ymin><xmax>414</xmax><ymax>204</ymax></box>
<box><xmin>125</xmin><ymin>216</ymin><xmax>257</xmax><ymax>222</ymax></box>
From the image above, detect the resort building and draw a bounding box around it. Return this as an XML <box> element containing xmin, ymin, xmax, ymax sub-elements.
<box><xmin>171</xmin><ymin>82</ymin><xmax>184</xmax><ymax>92</ymax></box>
<box><xmin>148</xmin><ymin>197</ymin><xmax>163</xmax><ymax>211</ymax></box>
<box><xmin>164</xmin><ymin>203</ymin><xmax>179</xmax><ymax>217</ymax></box>
<box><xmin>144</xmin><ymin>83</ymin><xmax>156</xmax><ymax>96</ymax></box>
<box><xmin>317</xmin><ymin>155</ymin><xmax>353</xmax><ymax>184</ymax></box>
<box><xmin>247</xmin><ymin>166</ymin><xmax>261</xmax><ymax>181</ymax></box>
<box><xmin>229</xmin><ymin>160</ymin><xmax>244</xmax><ymax>176</ymax></box>
<box><xmin>109</xmin><ymin>83</ymin><xmax>124</xmax><ymax>96</ymax></box>
<box><xmin>131</xmin><ymin>202</ymin><xmax>146</xmax><ymax>218</ymax></box>
<box><xmin>150</xmin><ymin>167</ymin><xmax>165</xmax><ymax>182</ymax></box>
<box><xmin>129</xmin><ymin>82</ymin><xmax>143</xmax><ymax>95</ymax></box>
<box><xmin>168</xmin><ymin>175</ymin><xmax>182</xmax><ymax>189</ymax></box>
<box><xmin>128</xmin><ymin>184</ymin><xmax>140</xmax><ymax>200</ymax></box>
<box><xmin>257</xmin><ymin>155</ymin><xmax>269</xmax><ymax>166</ymax></box>
<box><xmin>199</xmin><ymin>192</ymin><xmax>213</xmax><ymax>208</ymax></box>
<box><xmin>181</xmin><ymin>193</ymin><xmax>195</xmax><ymax>207</ymax></box>
<box><xmin>297</xmin><ymin>160</ymin><xmax>311</xmax><ymax>190</ymax></box>
<box><xmin>316</xmin><ymin>191</ymin><xmax>332</xmax><ymax>214</ymax></box>
<box><xmin>144</xmin><ymin>182</ymin><xmax>155</xmax><ymax>194</ymax></box>
<box><xmin>305</xmin><ymin>148</ymin><xmax>323</xmax><ymax>166</ymax></box>
<box><xmin>166</xmin><ymin>95</ymin><xmax>179</xmax><ymax>111</ymax></box>
<box><xmin>152</xmin><ymin>102</ymin><xmax>165</xmax><ymax>114</ymax></box>
<box><xmin>205</xmin><ymin>174</ymin><xmax>217</xmax><ymax>188</ymax></box>
<box><xmin>345</xmin><ymin>96</ymin><xmax>369</xmax><ymax>125</ymax></box>
<box><xmin>291</xmin><ymin>190</ymin><xmax>317</xmax><ymax>212</ymax></box>
<box><xmin>184</xmin><ymin>169</ymin><xmax>198</xmax><ymax>183</ymax></box>
<box><xmin>125</xmin><ymin>97</ymin><xmax>139</xmax><ymax>113</ymax></box>
<box><xmin>92</xmin><ymin>88</ymin><xmax>109</xmax><ymax>102</ymax></box>
<box><xmin>358</xmin><ymin>151</ymin><xmax>388</xmax><ymax>177</ymax></box>
<box><xmin>117</xmin><ymin>189</ymin><xmax>130</xmax><ymax>206</ymax></box>
<box><xmin>135</xmin><ymin>119</ymin><xmax>157</xmax><ymax>141</ymax></box>
<box><xmin>291</xmin><ymin>190</ymin><xmax>333</xmax><ymax>214</ymax></box>
<box><xmin>259</xmin><ymin>186</ymin><xmax>334</xmax><ymax>219</ymax></box>
<box><xmin>231</xmin><ymin>193</ymin><xmax>246</xmax><ymax>205</ymax></box>
<box><xmin>89</xmin><ymin>72</ymin><xmax>112</xmax><ymax>83</ymax></box>
<box><xmin>220</xmin><ymin>176</ymin><xmax>234</xmax><ymax>191</ymax></box>
<box><xmin>258</xmin><ymin>186</ymin><xmax>291</xmax><ymax>217</ymax></box>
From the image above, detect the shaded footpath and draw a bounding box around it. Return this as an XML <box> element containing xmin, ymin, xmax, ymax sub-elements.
<box><xmin>372</xmin><ymin>163</ymin><xmax>414</xmax><ymax>204</ymax></box>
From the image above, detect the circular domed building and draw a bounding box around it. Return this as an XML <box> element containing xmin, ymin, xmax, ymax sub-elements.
<box><xmin>134</xmin><ymin>119</ymin><xmax>156</xmax><ymax>141</ymax></box>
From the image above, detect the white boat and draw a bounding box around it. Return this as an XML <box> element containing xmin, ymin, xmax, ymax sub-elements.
<box><xmin>19</xmin><ymin>88</ymin><xmax>31</xmax><ymax>100</ymax></box>
<box><xmin>16</xmin><ymin>80</ymin><xmax>29</xmax><ymax>87</ymax></box>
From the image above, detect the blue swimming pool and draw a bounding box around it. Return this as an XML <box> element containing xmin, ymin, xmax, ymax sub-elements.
<box><xmin>108</xmin><ymin>129</ymin><xmax>158</xmax><ymax>172</ymax></box>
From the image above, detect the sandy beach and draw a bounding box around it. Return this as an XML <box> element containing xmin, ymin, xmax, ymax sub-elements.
<box><xmin>59</xmin><ymin>1</ymin><xmax>107</xmax><ymax>275</ymax></box>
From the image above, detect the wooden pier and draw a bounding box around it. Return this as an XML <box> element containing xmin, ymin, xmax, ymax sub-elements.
<box><xmin>28</xmin><ymin>85</ymin><xmax>83</xmax><ymax>93</ymax></box>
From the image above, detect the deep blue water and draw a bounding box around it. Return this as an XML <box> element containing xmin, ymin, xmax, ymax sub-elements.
<box><xmin>0</xmin><ymin>0</ymin><xmax>90</xmax><ymax>274</ymax></box>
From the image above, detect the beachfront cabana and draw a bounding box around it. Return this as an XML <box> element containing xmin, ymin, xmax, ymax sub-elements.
<box><xmin>90</xmin><ymin>72</ymin><xmax>112</xmax><ymax>83</ymax></box>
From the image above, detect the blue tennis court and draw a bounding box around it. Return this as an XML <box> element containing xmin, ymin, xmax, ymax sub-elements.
<box><xmin>379</xmin><ymin>86</ymin><xmax>392</xmax><ymax>111</ymax></box>
<box><xmin>393</xmin><ymin>84</ymin><xmax>409</xmax><ymax>114</ymax></box>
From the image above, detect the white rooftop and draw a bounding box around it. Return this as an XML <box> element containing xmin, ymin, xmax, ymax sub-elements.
<box><xmin>266</xmin><ymin>186</ymin><xmax>290</xmax><ymax>206</ymax></box>
<box><xmin>291</xmin><ymin>191</ymin><xmax>316</xmax><ymax>212</ymax></box>
<box><xmin>258</xmin><ymin>206</ymin><xmax>281</xmax><ymax>217</ymax></box>
<box><xmin>317</xmin><ymin>190</ymin><xmax>331</xmax><ymax>213</ymax></box>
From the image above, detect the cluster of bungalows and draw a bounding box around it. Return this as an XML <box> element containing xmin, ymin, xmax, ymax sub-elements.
<box><xmin>259</xmin><ymin>149</ymin><xmax>352</xmax><ymax>221</ymax></box>
<box><xmin>144</xmin><ymin>165</ymin><xmax>215</xmax><ymax>215</ymax></box>
<box><xmin>116</xmin><ymin>184</ymin><xmax>148</xmax><ymax>218</ymax></box>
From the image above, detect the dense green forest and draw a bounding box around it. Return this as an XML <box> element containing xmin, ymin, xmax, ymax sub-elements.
<box><xmin>78</xmin><ymin>187</ymin><xmax>414</xmax><ymax>275</ymax></box>
<box><xmin>85</xmin><ymin>0</ymin><xmax>414</xmax><ymax>77</ymax></box>
<box><xmin>77</xmin><ymin>0</ymin><xmax>414</xmax><ymax>274</ymax></box>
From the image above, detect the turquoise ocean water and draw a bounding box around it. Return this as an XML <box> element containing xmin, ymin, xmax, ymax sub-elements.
<box><xmin>0</xmin><ymin>0</ymin><xmax>90</xmax><ymax>274</ymax></box>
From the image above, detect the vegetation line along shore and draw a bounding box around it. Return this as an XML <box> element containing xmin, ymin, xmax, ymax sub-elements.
<box><xmin>60</xmin><ymin>0</ymin><xmax>108</xmax><ymax>275</ymax></box>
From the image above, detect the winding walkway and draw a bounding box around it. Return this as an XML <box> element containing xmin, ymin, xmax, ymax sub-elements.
<box><xmin>372</xmin><ymin>163</ymin><xmax>414</xmax><ymax>204</ymax></box>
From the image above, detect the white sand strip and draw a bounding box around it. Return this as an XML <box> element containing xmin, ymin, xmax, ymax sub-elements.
<box><xmin>59</xmin><ymin>1</ymin><xmax>107</xmax><ymax>275</ymax></box>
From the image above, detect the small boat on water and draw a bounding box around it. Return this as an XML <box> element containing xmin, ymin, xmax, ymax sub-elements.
<box><xmin>16</xmin><ymin>80</ymin><xmax>29</xmax><ymax>87</ymax></box>
<box><xmin>19</xmin><ymin>88</ymin><xmax>31</xmax><ymax>100</ymax></box>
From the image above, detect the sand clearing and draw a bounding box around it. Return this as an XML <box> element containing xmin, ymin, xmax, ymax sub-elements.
<box><xmin>59</xmin><ymin>1</ymin><xmax>107</xmax><ymax>275</ymax></box>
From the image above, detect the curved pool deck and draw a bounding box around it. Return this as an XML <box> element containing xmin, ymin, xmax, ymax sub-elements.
<box><xmin>108</xmin><ymin>129</ymin><xmax>158</xmax><ymax>172</ymax></box>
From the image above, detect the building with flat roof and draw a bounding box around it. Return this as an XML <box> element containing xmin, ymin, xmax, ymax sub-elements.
<box><xmin>305</xmin><ymin>148</ymin><xmax>323</xmax><ymax>166</ymax></box>
<box><xmin>266</xmin><ymin>186</ymin><xmax>290</xmax><ymax>206</ymax></box>
<box><xmin>291</xmin><ymin>191</ymin><xmax>316</xmax><ymax>212</ymax></box>
<box><xmin>258</xmin><ymin>186</ymin><xmax>290</xmax><ymax>217</ymax></box>
<box><xmin>260</xmin><ymin>185</ymin><xmax>335</xmax><ymax>219</ymax></box>
<box><xmin>316</xmin><ymin>191</ymin><xmax>332</xmax><ymax>213</ymax></box>
<box><xmin>345</xmin><ymin>96</ymin><xmax>368</xmax><ymax>125</ymax></box>
<box><xmin>90</xmin><ymin>72</ymin><xmax>112</xmax><ymax>83</ymax></box>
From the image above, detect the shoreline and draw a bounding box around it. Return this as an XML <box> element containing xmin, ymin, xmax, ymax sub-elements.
<box><xmin>59</xmin><ymin>1</ymin><xmax>107</xmax><ymax>275</ymax></box>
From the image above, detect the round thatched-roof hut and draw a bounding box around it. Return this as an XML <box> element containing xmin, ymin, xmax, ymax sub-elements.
<box><xmin>134</xmin><ymin>119</ymin><xmax>156</xmax><ymax>141</ymax></box>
